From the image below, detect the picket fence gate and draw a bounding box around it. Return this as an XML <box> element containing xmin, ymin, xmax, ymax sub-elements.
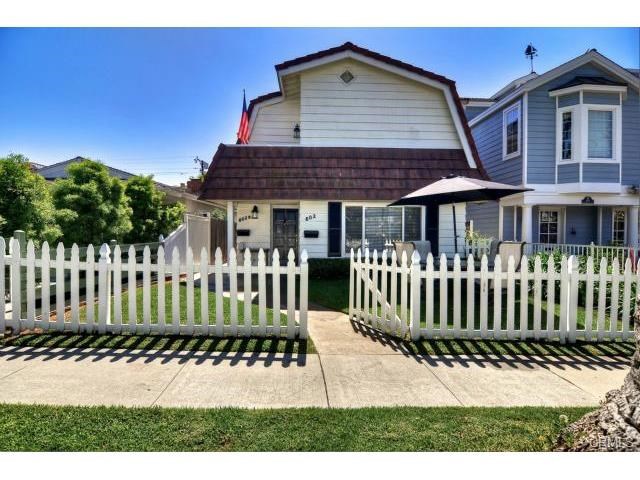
<box><xmin>349</xmin><ymin>248</ymin><xmax>637</xmax><ymax>343</ymax></box>
<box><xmin>1</xmin><ymin>238</ymin><xmax>308</xmax><ymax>339</ymax></box>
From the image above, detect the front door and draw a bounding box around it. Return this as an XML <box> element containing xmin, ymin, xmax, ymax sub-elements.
<box><xmin>272</xmin><ymin>208</ymin><xmax>299</xmax><ymax>259</ymax></box>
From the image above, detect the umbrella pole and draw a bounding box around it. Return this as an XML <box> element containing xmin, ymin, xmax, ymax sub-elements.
<box><xmin>452</xmin><ymin>203</ymin><xmax>458</xmax><ymax>255</ymax></box>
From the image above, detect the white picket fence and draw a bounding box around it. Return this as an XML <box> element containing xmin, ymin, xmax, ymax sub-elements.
<box><xmin>349</xmin><ymin>248</ymin><xmax>637</xmax><ymax>343</ymax></box>
<box><xmin>1</xmin><ymin>238</ymin><xmax>308</xmax><ymax>339</ymax></box>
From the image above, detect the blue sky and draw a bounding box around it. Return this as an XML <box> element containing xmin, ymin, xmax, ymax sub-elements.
<box><xmin>0</xmin><ymin>28</ymin><xmax>637</xmax><ymax>184</ymax></box>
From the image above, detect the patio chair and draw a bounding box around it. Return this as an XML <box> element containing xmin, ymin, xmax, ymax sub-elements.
<box><xmin>485</xmin><ymin>238</ymin><xmax>501</xmax><ymax>269</ymax></box>
<box><xmin>497</xmin><ymin>241</ymin><xmax>526</xmax><ymax>272</ymax></box>
<box><xmin>411</xmin><ymin>240</ymin><xmax>431</xmax><ymax>266</ymax></box>
<box><xmin>393</xmin><ymin>240</ymin><xmax>431</xmax><ymax>267</ymax></box>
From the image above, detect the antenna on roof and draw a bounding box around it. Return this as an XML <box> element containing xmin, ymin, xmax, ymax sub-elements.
<box><xmin>194</xmin><ymin>156</ymin><xmax>208</xmax><ymax>176</ymax></box>
<box><xmin>524</xmin><ymin>43</ymin><xmax>538</xmax><ymax>74</ymax></box>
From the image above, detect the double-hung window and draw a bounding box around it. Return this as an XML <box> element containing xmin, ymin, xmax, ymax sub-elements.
<box><xmin>344</xmin><ymin>206</ymin><xmax>423</xmax><ymax>254</ymax></box>
<box><xmin>561</xmin><ymin>111</ymin><xmax>573</xmax><ymax>160</ymax></box>
<box><xmin>588</xmin><ymin>109</ymin><xmax>614</xmax><ymax>160</ymax></box>
<box><xmin>503</xmin><ymin>103</ymin><xmax>521</xmax><ymax>159</ymax></box>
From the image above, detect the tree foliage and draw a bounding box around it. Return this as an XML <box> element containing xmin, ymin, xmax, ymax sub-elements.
<box><xmin>51</xmin><ymin>159</ymin><xmax>132</xmax><ymax>245</ymax></box>
<box><xmin>124</xmin><ymin>175</ymin><xmax>185</xmax><ymax>243</ymax></box>
<box><xmin>0</xmin><ymin>153</ymin><xmax>61</xmax><ymax>244</ymax></box>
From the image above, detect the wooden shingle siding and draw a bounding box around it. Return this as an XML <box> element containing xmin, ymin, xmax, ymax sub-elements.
<box><xmin>299</xmin><ymin>59</ymin><xmax>461</xmax><ymax>149</ymax></box>
<box><xmin>200</xmin><ymin>145</ymin><xmax>485</xmax><ymax>201</ymax></box>
<box><xmin>471</xmin><ymin>101</ymin><xmax>522</xmax><ymax>185</ymax></box>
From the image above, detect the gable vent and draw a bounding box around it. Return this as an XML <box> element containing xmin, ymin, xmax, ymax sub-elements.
<box><xmin>340</xmin><ymin>70</ymin><xmax>354</xmax><ymax>84</ymax></box>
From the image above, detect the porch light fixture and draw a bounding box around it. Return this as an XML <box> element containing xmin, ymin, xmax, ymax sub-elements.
<box><xmin>581</xmin><ymin>196</ymin><xmax>595</xmax><ymax>204</ymax></box>
<box><xmin>293</xmin><ymin>123</ymin><xmax>301</xmax><ymax>139</ymax></box>
<box><xmin>251</xmin><ymin>205</ymin><xmax>259</xmax><ymax>219</ymax></box>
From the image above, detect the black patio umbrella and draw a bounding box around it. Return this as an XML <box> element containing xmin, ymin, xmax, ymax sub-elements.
<box><xmin>389</xmin><ymin>175</ymin><xmax>531</xmax><ymax>254</ymax></box>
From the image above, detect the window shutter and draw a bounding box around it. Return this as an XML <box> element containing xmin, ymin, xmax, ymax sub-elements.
<box><xmin>328</xmin><ymin>202</ymin><xmax>342</xmax><ymax>257</ymax></box>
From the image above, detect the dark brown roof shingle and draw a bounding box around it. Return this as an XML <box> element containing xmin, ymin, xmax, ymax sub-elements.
<box><xmin>199</xmin><ymin>145</ymin><xmax>487</xmax><ymax>201</ymax></box>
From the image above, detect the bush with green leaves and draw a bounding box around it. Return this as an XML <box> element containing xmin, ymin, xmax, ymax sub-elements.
<box><xmin>124</xmin><ymin>175</ymin><xmax>185</xmax><ymax>243</ymax></box>
<box><xmin>51</xmin><ymin>159</ymin><xmax>132</xmax><ymax>245</ymax></box>
<box><xmin>0</xmin><ymin>153</ymin><xmax>61</xmax><ymax>244</ymax></box>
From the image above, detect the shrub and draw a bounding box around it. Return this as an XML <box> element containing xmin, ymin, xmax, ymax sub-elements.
<box><xmin>308</xmin><ymin>258</ymin><xmax>351</xmax><ymax>279</ymax></box>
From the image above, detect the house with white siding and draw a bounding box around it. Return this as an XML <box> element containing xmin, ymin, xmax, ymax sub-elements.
<box><xmin>463</xmin><ymin>49</ymin><xmax>640</xmax><ymax>251</ymax></box>
<box><xmin>198</xmin><ymin>42</ymin><xmax>488</xmax><ymax>258</ymax></box>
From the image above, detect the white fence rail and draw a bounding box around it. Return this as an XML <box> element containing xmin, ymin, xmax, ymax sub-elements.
<box><xmin>349</xmin><ymin>248</ymin><xmax>637</xmax><ymax>343</ymax></box>
<box><xmin>1</xmin><ymin>238</ymin><xmax>308</xmax><ymax>339</ymax></box>
<box><xmin>525</xmin><ymin>242</ymin><xmax>637</xmax><ymax>265</ymax></box>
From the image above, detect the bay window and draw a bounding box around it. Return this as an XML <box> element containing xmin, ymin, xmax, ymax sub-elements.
<box><xmin>561</xmin><ymin>111</ymin><xmax>572</xmax><ymax>160</ymax></box>
<box><xmin>344</xmin><ymin>205</ymin><xmax>423</xmax><ymax>254</ymax></box>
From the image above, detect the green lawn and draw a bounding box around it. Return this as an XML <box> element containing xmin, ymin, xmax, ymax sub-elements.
<box><xmin>0</xmin><ymin>403</ymin><xmax>590</xmax><ymax>451</ymax></box>
<box><xmin>309</xmin><ymin>276</ymin><xmax>635</xmax><ymax>357</ymax></box>
<box><xmin>4</xmin><ymin>281</ymin><xmax>314</xmax><ymax>353</ymax></box>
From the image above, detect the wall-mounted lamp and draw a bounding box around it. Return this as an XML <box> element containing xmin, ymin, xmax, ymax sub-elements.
<box><xmin>570</xmin><ymin>227</ymin><xmax>576</xmax><ymax>236</ymax></box>
<box><xmin>251</xmin><ymin>205</ymin><xmax>259</xmax><ymax>219</ymax></box>
<box><xmin>581</xmin><ymin>196</ymin><xmax>595</xmax><ymax>204</ymax></box>
<box><xmin>293</xmin><ymin>123</ymin><xmax>301</xmax><ymax>139</ymax></box>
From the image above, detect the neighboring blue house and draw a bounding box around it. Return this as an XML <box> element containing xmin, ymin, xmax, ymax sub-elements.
<box><xmin>462</xmin><ymin>49</ymin><xmax>640</xmax><ymax>249</ymax></box>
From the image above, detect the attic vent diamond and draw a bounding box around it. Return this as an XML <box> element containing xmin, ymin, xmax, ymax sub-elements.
<box><xmin>340</xmin><ymin>70</ymin><xmax>354</xmax><ymax>84</ymax></box>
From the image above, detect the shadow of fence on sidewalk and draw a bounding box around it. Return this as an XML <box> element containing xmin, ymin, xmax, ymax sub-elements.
<box><xmin>348</xmin><ymin>318</ymin><xmax>632</xmax><ymax>372</ymax></box>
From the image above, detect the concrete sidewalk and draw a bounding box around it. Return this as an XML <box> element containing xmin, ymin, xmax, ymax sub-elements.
<box><xmin>0</xmin><ymin>309</ymin><xmax>630</xmax><ymax>409</ymax></box>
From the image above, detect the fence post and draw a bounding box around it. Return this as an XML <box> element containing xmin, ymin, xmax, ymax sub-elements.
<box><xmin>10</xmin><ymin>237</ymin><xmax>21</xmax><ymax>332</ymax></box>
<box><xmin>98</xmin><ymin>243</ymin><xmax>111</xmax><ymax>333</ymax></box>
<box><xmin>299</xmin><ymin>250</ymin><xmax>308</xmax><ymax>340</ymax></box>
<box><xmin>410</xmin><ymin>250</ymin><xmax>421</xmax><ymax>341</ymax></box>
<box><xmin>567</xmin><ymin>255</ymin><xmax>579</xmax><ymax>343</ymax></box>
<box><xmin>13</xmin><ymin>230</ymin><xmax>27</xmax><ymax>316</ymax></box>
<box><xmin>348</xmin><ymin>248</ymin><xmax>354</xmax><ymax>321</ymax></box>
<box><xmin>0</xmin><ymin>237</ymin><xmax>5</xmax><ymax>336</ymax></box>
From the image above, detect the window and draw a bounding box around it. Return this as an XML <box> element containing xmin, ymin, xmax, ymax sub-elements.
<box><xmin>344</xmin><ymin>206</ymin><xmax>423</xmax><ymax>254</ymax></box>
<box><xmin>588</xmin><ymin>110</ymin><xmax>613</xmax><ymax>159</ymax></box>
<box><xmin>539</xmin><ymin>210</ymin><xmax>559</xmax><ymax>244</ymax></box>
<box><xmin>503</xmin><ymin>103</ymin><xmax>520</xmax><ymax>159</ymax></box>
<box><xmin>612</xmin><ymin>209</ymin><xmax>626</xmax><ymax>246</ymax></box>
<box><xmin>345</xmin><ymin>206</ymin><xmax>363</xmax><ymax>252</ymax></box>
<box><xmin>561</xmin><ymin>111</ymin><xmax>572</xmax><ymax>160</ymax></box>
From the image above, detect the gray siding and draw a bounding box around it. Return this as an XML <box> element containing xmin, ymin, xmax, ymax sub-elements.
<box><xmin>557</xmin><ymin>163</ymin><xmax>579</xmax><ymax>183</ymax></box>
<box><xmin>564</xmin><ymin>206</ymin><xmax>598</xmax><ymax>245</ymax></box>
<box><xmin>502</xmin><ymin>206</ymin><xmax>515</xmax><ymax>241</ymax></box>
<box><xmin>471</xmin><ymin>99</ymin><xmax>523</xmax><ymax>185</ymax></box>
<box><xmin>622</xmin><ymin>87</ymin><xmax>640</xmax><ymax>185</ymax></box>
<box><xmin>466</xmin><ymin>201</ymin><xmax>499</xmax><ymax>238</ymax></box>
<box><xmin>601</xmin><ymin>207</ymin><xmax>613</xmax><ymax>244</ymax></box>
<box><xmin>583</xmin><ymin>92</ymin><xmax>620</xmax><ymax>105</ymax></box>
<box><xmin>465</xmin><ymin>106</ymin><xmax>490</xmax><ymax>121</ymax></box>
<box><xmin>582</xmin><ymin>163</ymin><xmax>620</xmax><ymax>183</ymax></box>
<box><xmin>527</xmin><ymin>62</ymin><xmax>625</xmax><ymax>184</ymax></box>
<box><xmin>558</xmin><ymin>92</ymin><xmax>580</xmax><ymax>108</ymax></box>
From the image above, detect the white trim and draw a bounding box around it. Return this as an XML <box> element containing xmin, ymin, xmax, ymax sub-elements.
<box><xmin>585</xmin><ymin>104</ymin><xmax>621</xmax><ymax>163</ymax></box>
<box><xmin>522</xmin><ymin>92</ymin><xmax>528</xmax><ymax>185</ymax></box>
<box><xmin>469</xmin><ymin>50</ymin><xmax>640</xmax><ymax>127</ymax></box>
<box><xmin>556</xmin><ymin>182</ymin><xmax>622</xmax><ymax>194</ymax></box>
<box><xmin>548</xmin><ymin>84</ymin><xmax>627</xmax><ymax>98</ymax></box>
<box><xmin>555</xmin><ymin>105</ymin><xmax>577</xmax><ymax>165</ymax></box>
<box><xmin>502</xmin><ymin>102</ymin><xmax>521</xmax><ymax>161</ymax></box>
<box><xmin>597</xmin><ymin>207</ymin><xmax>603</xmax><ymax>244</ymax></box>
<box><xmin>463</xmin><ymin>100</ymin><xmax>495</xmax><ymax>108</ymax></box>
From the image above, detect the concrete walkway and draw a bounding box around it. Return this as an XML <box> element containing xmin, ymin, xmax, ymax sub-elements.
<box><xmin>0</xmin><ymin>308</ymin><xmax>630</xmax><ymax>409</ymax></box>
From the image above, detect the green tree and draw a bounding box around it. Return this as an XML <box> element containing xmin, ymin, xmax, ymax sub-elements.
<box><xmin>0</xmin><ymin>153</ymin><xmax>61</xmax><ymax>244</ymax></box>
<box><xmin>51</xmin><ymin>159</ymin><xmax>132</xmax><ymax>245</ymax></box>
<box><xmin>124</xmin><ymin>175</ymin><xmax>185</xmax><ymax>243</ymax></box>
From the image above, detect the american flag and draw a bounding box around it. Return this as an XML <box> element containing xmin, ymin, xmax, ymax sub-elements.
<box><xmin>236</xmin><ymin>90</ymin><xmax>250</xmax><ymax>144</ymax></box>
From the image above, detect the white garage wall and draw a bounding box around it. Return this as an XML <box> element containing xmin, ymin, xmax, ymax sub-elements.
<box><xmin>299</xmin><ymin>200</ymin><xmax>328</xmax><ymax>258</ymax></box>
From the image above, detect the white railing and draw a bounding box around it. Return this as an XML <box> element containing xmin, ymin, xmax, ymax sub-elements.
<box><xmin>466</xmin><ymin>238</ymin><xmax>492</xmax><ymax>258</ymax></box>
<box><xmin>349</xmin><ymin>248</ymin><xmax>637</xmax><ymax>343</ymax></box>
<box><xmin>1</xmin><ymin>238</ymin><xmax>308</xmax><ymax>339</ymax></box>
<box><xmin>526</xmin><ymin>242</ymin><xmax>637</xmax><ymax>264</ymax></box>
